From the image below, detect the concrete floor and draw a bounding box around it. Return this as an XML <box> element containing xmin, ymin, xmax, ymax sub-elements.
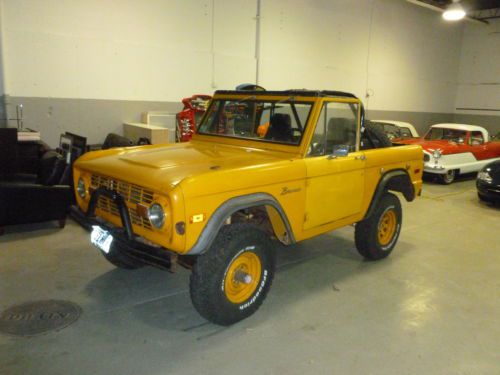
<box><xmin>1</xmin><ymin>178</ymin><xmax>499</xmax><ymax>375</ymax></box>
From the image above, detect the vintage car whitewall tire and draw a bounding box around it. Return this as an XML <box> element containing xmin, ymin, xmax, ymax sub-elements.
<box><xmin>355</xmin><ymin>192</ymin><xmax>402</xmax><ymax>260</ymax></box>
<box><xmin>438</xmin><ymin>169</ymin><xmax>457</xmax><ymax>185</ymax></box>
<box><xmin>189</xmin><ymin>223</ymin><xmax>276</xmax><ymax>325</ymax></box>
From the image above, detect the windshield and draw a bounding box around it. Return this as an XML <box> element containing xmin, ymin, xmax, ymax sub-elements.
<box><xmin>425</xmin><ymin>127</ymin><xmax>467</xmax><ymax>142</ymax></box>
<box><xmin>197</xmin><ymin>98</ymin><xmax>314</xmax><ymax>145</ymax></box>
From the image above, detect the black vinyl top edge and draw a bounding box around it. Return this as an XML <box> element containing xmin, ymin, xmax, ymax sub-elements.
<box><xmin>214</xmin><ymin>89</ymin><xmax>358</xmax><ymax>99</ymax></box>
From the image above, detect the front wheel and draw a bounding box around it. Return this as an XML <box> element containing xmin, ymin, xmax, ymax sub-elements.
<box><xmin>438</xmin><ymin>169</ymin><xmax>456</xmax><ymax>184</ymax></box>
<box><xmin>355</xmin><ymin>192</ymin><xmax>402</xmax><ymax>260</ymax></box>
<box><xmin>189</xmin><ymin>224</ymin><xmax>276</xmax><ymax>325</ymax></box>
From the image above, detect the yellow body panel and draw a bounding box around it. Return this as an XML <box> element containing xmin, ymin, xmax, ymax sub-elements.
<box><xmin>74</xmin><ymin>92</ymin><xmax>423</xmax><ymax>255</ymax></box>
<box><xmin>304</xmin><ymin>151</ymin><xmax>365</xmax><ymax>229</ymax></box>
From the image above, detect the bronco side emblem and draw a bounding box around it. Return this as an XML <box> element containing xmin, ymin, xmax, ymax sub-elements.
<box><xmin>281</xmin><ymin>187</ymin><xmax>301</xmax><ymax>195</ymax></box>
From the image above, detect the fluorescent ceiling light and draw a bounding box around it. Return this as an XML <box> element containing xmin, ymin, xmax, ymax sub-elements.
<box><xmin>442</xmin><ymin>2</ymin><xmax>466</xmax><ymax>21</ymax></box>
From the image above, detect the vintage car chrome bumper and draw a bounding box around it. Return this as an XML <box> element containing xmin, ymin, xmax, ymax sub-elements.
<box><xmin>422</xmin><ymin>150</ymin><xmax>447</xmax><ymax>174</ymax></box>
<box><xmin>423</xmin><ymin>162</ymin><xmax>447</xmax><ymax>174</ymax></box>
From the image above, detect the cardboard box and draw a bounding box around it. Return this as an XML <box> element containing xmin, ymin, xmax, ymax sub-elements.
<box><xmin>141</xmin><ymin>112</ymin><xmax>177</xmax><ymax>143</ymax></box>
<box><xmin>123</xmin><ymin>123</ymin><xmax>170</xmax><ymax>145</ymax></box>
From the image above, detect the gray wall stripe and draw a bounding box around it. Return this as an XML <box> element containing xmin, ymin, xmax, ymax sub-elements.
<box><xmin>1</xmin><ymin>96</ymin><xmax>499</xmax><ymax>147</ymax></box>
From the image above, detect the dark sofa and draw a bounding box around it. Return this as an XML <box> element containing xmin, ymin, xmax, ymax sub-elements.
<box><xmin>0</xmin><ymin>128</ymin><xmax>71</xmax><ymax>234</ymax></box>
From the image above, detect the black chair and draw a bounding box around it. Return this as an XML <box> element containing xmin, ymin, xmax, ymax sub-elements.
<box><xmin>0</xmin><ymin>130</ymin><xmax>71</xmax><ymax>234</ymax></box>
<box><xmin>59</xmin><ymin>132</ymin><xmax>87</xmax><ymax>164</ymax></box>
<box><xmin>102</xmin><ymin>133</ymin><xmax>134</xmax><ymax>149</ymax></box>
<box><xmin>58</xmin><ymin>132</ymin><xmax>87</xmax><ymax>189</ymax></box>
<box><xmin>0</xmin><ymin>128</ymin><xmax>18</xmax><ymax>176</ymax></box>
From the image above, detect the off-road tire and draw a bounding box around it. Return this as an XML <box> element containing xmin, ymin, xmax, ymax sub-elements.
<box><xmin>101</xmin><ymin>242</ymin><xmax>144</xmax><ymax>269</ymax></box>
<box><xmin>355</xmin><ymin>192</ymin><xmax>402</xmax><ymax>260</ymax></box>
<box><xmin>189</xmin><ymin>223</ymin><xmax>276</xmax><ymax>325</ymax></box>
<box><xmin>438</xmin><ymin>170</ymin><xmax>456</xmax><ymax>185</ymax></box>
<box><xmin>362</xmin><ymin>121</ymin><xmax>392</xmax><ymax>149</ymax></box>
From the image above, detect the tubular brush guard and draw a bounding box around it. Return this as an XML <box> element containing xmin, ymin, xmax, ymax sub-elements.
<box><xmin>85</xmin><ymin>187</ymin><xmax>175</xmax><ymax>271</ymax></box>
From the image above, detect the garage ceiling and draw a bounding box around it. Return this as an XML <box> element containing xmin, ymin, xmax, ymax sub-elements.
<box><xmin>412</xmin><ymin>0</ymin><xmax>500</xmax><ymax>22</ymax></box>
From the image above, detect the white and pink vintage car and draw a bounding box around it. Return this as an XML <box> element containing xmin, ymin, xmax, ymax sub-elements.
<box><xmin>398</xmin><ymin>123</ymin><xmax>500</xmax><ymax>184</ymax></box>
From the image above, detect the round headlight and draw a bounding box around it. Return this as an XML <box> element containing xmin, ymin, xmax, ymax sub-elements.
<box><xmin>433</xmin><ymin>150</ymin><xmax>442</xmax><ymax>159</ymax></box>
<box><xmin>148</xmin><ymin>203</ymin><xmax>165</xmax><ymax>229</ymax></box>
<box><xmin>77</xmin><ymin>177</ymin><xmax>86</xmax><ymax>199</ymax></box>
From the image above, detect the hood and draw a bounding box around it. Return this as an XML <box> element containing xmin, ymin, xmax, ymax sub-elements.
<box><xmin>75</xmin><ymin>140</ymin><xmax>302</xmax><ymax>194</ymax></box>
<box><xmin>397</xmin><ymin>138</ymin><xmax>463</xmax><ymax>154</ymax></box>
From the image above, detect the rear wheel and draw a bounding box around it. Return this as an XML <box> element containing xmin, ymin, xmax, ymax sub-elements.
<box><xmin>438</xmin><ymin>170</ymin><xmax>456</xmax><ymax>184</ymax></box>
<box><xmin>190</xmin><ymin>223</ymin><xmax>276</xmax><ymax>325</ymax></box>
<box><xmin>355</xmin><ymin>192</ymin><xmax>402</xmax><ymax>260</ymax></box>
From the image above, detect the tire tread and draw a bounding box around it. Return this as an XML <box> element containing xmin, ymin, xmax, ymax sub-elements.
<box><xmin>190</xmin><ymin>223</ymin><xmax>275</xmax><ymax>325</ymax></box>
<box><xmin>355</xmin><ymin>192</ymin><xmax>402</xmax><ymax>260</ymax></box>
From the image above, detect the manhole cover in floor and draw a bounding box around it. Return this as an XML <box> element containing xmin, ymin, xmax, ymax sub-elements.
<box><xmin>0</xmin><ymin>300</ymin><xmax>81</xmax><ymax>337</ymax></box>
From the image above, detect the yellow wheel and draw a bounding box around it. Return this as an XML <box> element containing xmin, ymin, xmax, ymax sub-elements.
<box><xmin>224</xmin><ymin>252</ymin><xmax>262</xmax><ymax>304</ymax></box>
<box><xmin>190</xmin><ymin>224</ymin><xmax>276</xmax><ymax>325</ymax></box>
<box><xmin>378</xmin><ymin>209</ymin><xmax>397</xmax><ymax>246</ymax></box>
<box><xmin>355</xmin><ymin>192</ymin><xmax>402</xmax><ymax>260</ymax></box>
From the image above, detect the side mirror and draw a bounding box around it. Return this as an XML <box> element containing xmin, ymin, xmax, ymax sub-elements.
<box><xmin>328</xmin><ymin>145</ymin><xmax>349</xmax><ymax>159</ymax></box>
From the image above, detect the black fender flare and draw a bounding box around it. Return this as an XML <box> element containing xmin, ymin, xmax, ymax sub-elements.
<box><xmin>364</xmin><ymin>169</ymin><xmax>415</xmax><ymax>220</ymax></box>
<box><xmin>187</xmin><ymin>193</ymin><xmax>295</xmax><ymax>255</ymax></box>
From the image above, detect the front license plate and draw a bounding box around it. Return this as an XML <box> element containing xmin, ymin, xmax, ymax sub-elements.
<box><xmin>90</xmin><ymin>226</ymin><xmax>113</xmax><ymax>254</ymax></box>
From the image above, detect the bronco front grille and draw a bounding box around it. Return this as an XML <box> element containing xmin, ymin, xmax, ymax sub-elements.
<box><xmin>424</xmin><ymin>154</ymin><xmax>430</xmax><ymax>162</ymax></box>
<box><xmin>90</xmin><ymin>175</ymin><xmax>154</xmax><ymax>205</ymax></box>
<box><xmin>90</xmin><ymin>174</ymin><xmax>154</xmax><ymax>231</ymax></box>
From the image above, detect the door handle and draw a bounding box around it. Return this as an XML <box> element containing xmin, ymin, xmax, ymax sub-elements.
<box><xmin>355</xmin><ymin>155</ymin><xmax>366</xmax><ymax>161</ymax></box>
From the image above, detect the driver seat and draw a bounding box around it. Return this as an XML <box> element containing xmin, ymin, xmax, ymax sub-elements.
<box><xmin>265</xmin><ymin>113</ymin><xmax>292</xmax><ymax>142</ymax></box>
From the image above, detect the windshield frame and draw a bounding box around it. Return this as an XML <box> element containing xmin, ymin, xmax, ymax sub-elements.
<box><xmin>192</xmin><ymin>93</ymin><xmax>361</xmax><ymax>157</ymax></box>
<box><xmin>196</xmin><ymin>96</ymin><xmax>316</xmax><ymax>147</ymax></box>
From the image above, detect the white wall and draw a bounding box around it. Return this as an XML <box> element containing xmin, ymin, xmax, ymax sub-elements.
<box><xmin>0</xmin><ymin>1</ymin><xmax>6</xmax><ymax>126</ymax></box>
<box><xmin>455</xmin><ymin>18</ymin><xmax>500</xmax><ymax>117</ymax></box>
<box><xmin>0</xmin><ymin>0</ymin><xmax>468</xmax><ymax>115</ymax></box>
<box><xmin>1</xmin><ymin>0</ymin><xmax>256</xmax><ymax>101</ymax></box>
<box><xmin>259</xmin><ymin>0</ymin><xmax>464</xmax><ymax>113</ymax></box>
<box><xmin>367</xmin><ymin>0</ymin><xmax>463</xmax><ymax>113</ymax></box>
<box><xmin>0</xmin><ymin>0</ymin><xmax>5</xmax><ymax>96</ymax></box>
<box><xmin>259</xmin><ymin>0</ymin><xmax>372</xmax><ymax>97</ymax></box>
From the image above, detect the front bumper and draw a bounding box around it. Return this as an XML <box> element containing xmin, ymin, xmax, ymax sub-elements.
<box><xmin>423</xmin><ymin>162</ymin><xmax>447</xmax><ymax>174</ymax></box>
<box><xmin>476</xmin><ymin>180</ymin><xmax>500</xmax><ymax>202</ymax></box>
<box><xmin>83</xmin><ymin>188</ymin><xmax>177</xmax><ymax>271</ymax></box>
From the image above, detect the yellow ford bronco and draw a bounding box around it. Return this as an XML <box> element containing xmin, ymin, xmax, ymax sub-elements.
<box><xmin>74</xmin><ymin>89</ymin><xmax>423</xmax><ymax>325</ymax></box>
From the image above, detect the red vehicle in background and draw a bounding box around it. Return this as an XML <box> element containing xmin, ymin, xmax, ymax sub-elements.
<box><xmin>176</xmin><ymin>94</ymin><xmax>212</xmax><ymax>142</ymax></box>
<box><xmin>397</xmin><ymin>123</ymin><xmax>500</xmax><ymax>184</ymax></box>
